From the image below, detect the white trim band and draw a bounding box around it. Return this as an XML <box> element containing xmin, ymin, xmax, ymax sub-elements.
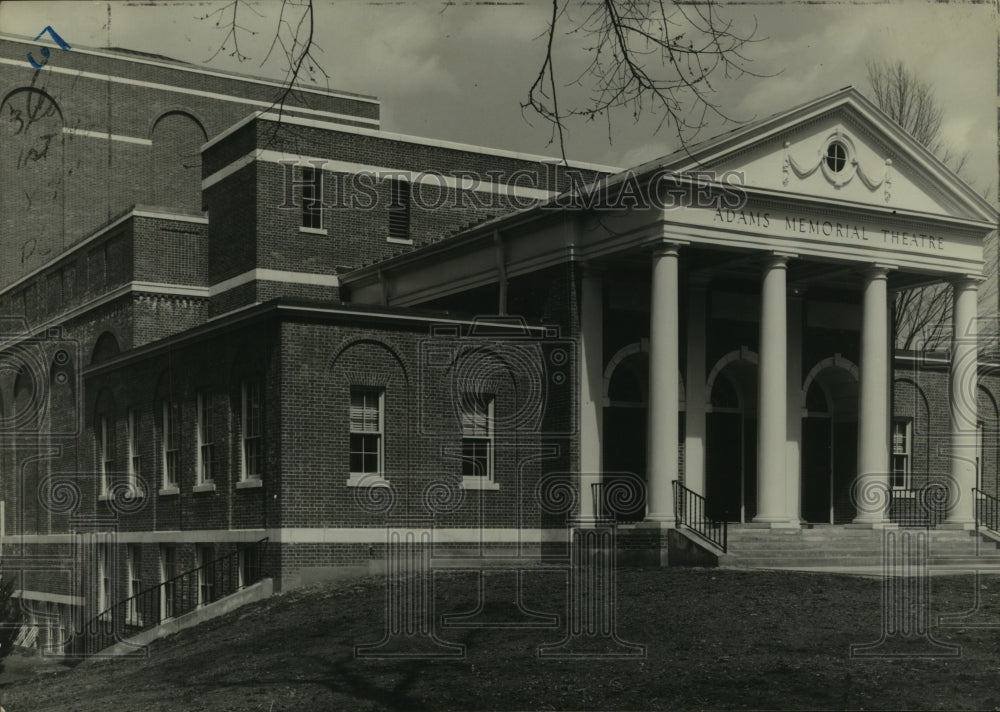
<box><xmin>203</xmin><ymin>111</ymin><xmax>618</xmax><ymax>173</ymax></box>
<box><xmin>63</xmin><ymin>127</ymin><xmax>152</xmax><ymax>145</ymax></box>
<box><xmin>203</xmin><ymin>148</ymin><xmax>557</xmax><ymax>201</ymax></box>
<box><xmin>209</xmin><ymin>268</ymin><xmax>340</xmax><ymax>297</ymax></box>
<box><xmin>0</xmin><ymin>57</ymin><xmax>380</xmax><ymax>127</ymax></box>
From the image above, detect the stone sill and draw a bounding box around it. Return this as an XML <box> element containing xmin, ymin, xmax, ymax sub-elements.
<box><xmin>236</xmin><ymin>478</ymin><xmax>263</xmax><ymax>490</ymax></box>
<box><xmin>460</xmin><ymin>477</ymin><xmax>500</xmax><ymax>491</ymax></box>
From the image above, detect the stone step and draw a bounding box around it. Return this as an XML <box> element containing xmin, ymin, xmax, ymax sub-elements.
<box><xmin>712</xmin><ymin>526</ymin><xmax>1000</xmax><ymax>572</ymax></box>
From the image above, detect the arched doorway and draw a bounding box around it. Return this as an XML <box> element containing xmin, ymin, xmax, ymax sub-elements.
<box><xmin>600</xmin><ymin>342</ymin><xmax>685</xmax><ymax>522</ymax></box>
<box><xmin>800</xmin><ymin>357</ymin><xmax>859</xmax><ymax>524</ymax></box>
<box><xmin>705</xmin><ymin>350</ymin><xmax>758</xmax><ymax>523</ymax></box>
<box><xmin>602</xmin><ymin>345</ymin><xmax>648</xmax><ymax>522</ymax></box>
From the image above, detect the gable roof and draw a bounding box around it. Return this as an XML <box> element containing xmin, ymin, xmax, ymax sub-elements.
<box><xmin>623</xmin><ymin>86</ymin><xmax>995</xmax><ymax>223</ymax></box>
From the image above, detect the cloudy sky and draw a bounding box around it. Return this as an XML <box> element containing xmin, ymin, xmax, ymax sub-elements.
<box><xmin>1</xmin><ymin>1</ymin><xmax>994</xmax><ymax>197</ymax></box>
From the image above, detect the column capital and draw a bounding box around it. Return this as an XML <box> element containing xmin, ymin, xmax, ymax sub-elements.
<box><xmin>951</xmin><ymin>274</ymin><xmax>984</xmax><ymax>291</ymax></box>
<box><xmin>651</xmin><ymin>242</ymin><xmax>683</xmax><ymax>258</ymax></box>
<box><xmin>760</xmin><ymin>251</ymin><xmax>796</xmax><ymax>271</ymax></box>
<box><xmin>859</xmin><ymin>264</ymin><xmax>896</xmax><ymax>280</ymax></box>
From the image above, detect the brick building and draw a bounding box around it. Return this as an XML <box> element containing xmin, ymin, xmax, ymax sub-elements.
<box><xmin>0</xmin><ymin>33</ymin><xmax>997</xmax><ymax>653</ymax></box>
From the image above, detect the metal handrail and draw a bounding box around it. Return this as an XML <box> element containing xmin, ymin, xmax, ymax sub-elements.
<box><xmin>975</xmin><ymin>488</ymin><xmax>1000</xmax><ymax>534</ymax></box>
<box><xmin>75</xmin><ymin>538</ymin><xmax>268</xmax><ymax>656</ymax></box>
<box><xmin>672</xmin><ymin>480</ymin><xmax>727</xmax><ymax>553</ymax></box>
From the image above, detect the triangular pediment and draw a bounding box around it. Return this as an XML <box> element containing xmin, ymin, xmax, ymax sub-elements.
<box><xmin>653</xmin><ymin>87</ymin><xmax>995</xmax><ymax>224</ymax></box>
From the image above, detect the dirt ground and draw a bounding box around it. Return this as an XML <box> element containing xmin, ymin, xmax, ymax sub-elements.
<box><xmin>3</xmin><ymin>568</ymin><xmax>1000</xmax><ymax>711</ymax></box>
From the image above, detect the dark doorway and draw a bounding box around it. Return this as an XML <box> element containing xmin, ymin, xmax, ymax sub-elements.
<box><xmin>602</xmin><ymin>406</ymin><xmax>647</xmax><ymax>521</ymax></box>
<box><xmin>801</xmin><ymin>417</ymin><xmax>832</xmax><ymax>522</ymax></box>
<box><xmin>705</xmin><ymin>357</ymin><xmax>758</xmax><ymax>523</ymax></box>
<box><xmin>800</xmin><ymin>363</ymin><xmax>859</xmax><ymax>524</ymax></box>
<box><xmin>832</xmin><ymin>421</ymin><xmax>858</xmax><ymax>523</ymax></box>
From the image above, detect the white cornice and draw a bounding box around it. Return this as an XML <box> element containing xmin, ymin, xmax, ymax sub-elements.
<box><xmin>0</xmin><ymin>33</ymin><xmax>379</xmax><ymax>105</ymax></box>
<box><xmin>202</xmin><ymin>111</ymin><xmax>620</xmax><ymax>174</ymax></box>
<box><xmin>202</xmin><ymin>148</ymin><xmax>557</xmax><ymax>201</ymax></box>
<box><xmin>0</xmin><ymin>56</ymin><xmax>380</xmax><ymax>128</ymax></box>
<box><xmin>0</xmin><ymin>208</ymin><xmax>207</xmax><ymax>298</ymax></box>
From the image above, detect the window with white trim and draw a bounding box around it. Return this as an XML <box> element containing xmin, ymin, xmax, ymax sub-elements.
<box><xmin>126</xmin><ymin>409</ymin><xmax>140</xmax><ymax>490</ymax></box>
<box><xmin>127</xmin><ymin>545</ymin><xmax>142</xmax><ymax>626</ymax></box>
<box><xmin>461</xmin><ymin>393</ymin><xmax>494</xmax><ymax>481</ymax></box>
<box><xmin>301</xmin><ymin>166</ymin><xmax>323</xmax><ymax>229</ymax></box>
<box><xmin>196</xmin><ymin>392</ymin><xmax>214</xmax><ymax>484</ymax></box>
<box><xmin>241</xmin><ymin>381</ymin><xmax>263</xmax><ymax>480</ymax></box>
<box><xmin>98</xmin><ymin>416</ymin><xmax>113</xmax><ymax>496</ymax></box>
<box><xmin>162</xmin><ymin>400</ymin><xmax>180</xmax><ymax>488</ymax></box>
<box><xmin>197</xmin><ymin>544</ymin><xmax>215</xmax><ymax>606</ymax></box>
<box><xmin>349</xmin><ymin>388</ymin><xmax>383</xmax><ymax>475</ymax></box>
<box><xmin>891</xmin><ymin>418</ymin><xmax>912</xmax><ymax>489</ymax></box>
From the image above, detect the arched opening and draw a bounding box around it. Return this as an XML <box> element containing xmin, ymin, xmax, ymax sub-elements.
<box><xmin>705</xmin><ymin>351</ymin><xmax>758</xmax><ymax>522</ymax></box>
<box><xmin>602</xmin><ymin>348</ymin><xmax>649</xmax><ymax>522</ymax></box>
<box><xmin>91</xmin><ymin>332</ymin><xmax>121</xmax><ymax>365</ymax></box>
<box><xmin>800</xmin><ymin>358</ymin><xmax>859</xmax><ymax>524</ymax></box>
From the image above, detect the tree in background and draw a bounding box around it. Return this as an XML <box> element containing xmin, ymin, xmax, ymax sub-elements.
<box><xmin>864</xmin><ymin>59</ymin><xmax>979</xmax><ymax>352</ymax></box>
<box><xmin>202</xmin><ymin>0</ymin><xmax>766</xmax><ymax>159</ymax></box>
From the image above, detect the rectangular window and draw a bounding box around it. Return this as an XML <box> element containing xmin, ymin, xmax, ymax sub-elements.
<box><xmin>127</xmin><ymin>545</ymin><xmax>142</xmax><ymax>626</ymax></box>
<box><xmin>891</xmin><ymin>418</ymin><xmax>912</xmax><ymax>489</ymax></box>
<box><xmin>162</xmin><ymin>400</ymin><xmax>179</xmax><ymax>488</ymax></box>
<box><xmin>388</xmin><ymin>179</ymin><xmax>410</xmax><ymax>241</ymax></box>
<box><xmin>241</xmin><ymin>381</ymin><xmax>263</xmax><ymax>480</ymax></box>
<box><xmin>349</xmin><ymin>388</ymin><xmax>383</xmax><ymax>475</ymax></box>
<box><xmin>98</xmin><ymin>416</ymin><xmax>113</xmax><ymax>496</ymax></box>
<box><xmin>160</xmin><ymin>545</ymin><xmax>177</xmax><ymax>620</ymax></box>
<box><xmin>196</xmin><ymin>392</ymin><xmax>214</xmax><ymax>484</ymax></box>
<box><xmin>127</xmin><ymin>409</ymin><xmax>140</xmax><ymax>489</ymax></box>
<box><xmin>301</xmin><ymin>166</ymin><xmax>323</xmax><ymax>229</ymax></box>
<box><xmin>197</xmin><ymin>545</ymin><xmax>215</xmax><ymax>606</ymax></box>
<box><xmin>461</xmin><ymin>394</ymin><xmax>494</xmax><ymax>480</ymax></box>
<box><xmin>97</xmin><ymin>543</ymin><xmax>112</xmax><ymax>620</ymax></box>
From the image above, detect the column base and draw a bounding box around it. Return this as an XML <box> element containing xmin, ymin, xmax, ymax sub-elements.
<box><xmin>847</xmin><ymin>519</ymin><xmax>897</xmax><ymax>530</ymax></box>
<box><xmin>937</xmin><ymin>521</ymin><xmax>976</xmax><ymax>531</ymax></box>
<box><xmin>641</xmin><ymin>515</ymin><xmax>676</xmax><ymax>529</ymax></box>
<box><xmin>750</xmin><ymin>516</ymin><xmax>800</xmax><ymax>529</ymax></box>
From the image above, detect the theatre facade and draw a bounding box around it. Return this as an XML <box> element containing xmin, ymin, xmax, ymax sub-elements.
<box><xmin>0</xmin><ymin>35</ymin><xmax>997</xmax><ymax>653</ymax></box>
<box><xmin>345</xmin><ymin>87</ymin><xmax>999</xmax><ymax>534</ymax></box>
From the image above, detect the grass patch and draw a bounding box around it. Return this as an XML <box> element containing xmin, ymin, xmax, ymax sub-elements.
<box><xmin>4</xmin><ymin>568</ymin><xmax>1000</xmax><ymax>711</ymax></box>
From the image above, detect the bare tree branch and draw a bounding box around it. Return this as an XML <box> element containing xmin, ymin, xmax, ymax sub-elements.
<box><xmin>866</xmin><ymin>60</ymin><xmax>974</xmax><ymax>352</ymax></box>
<box><xmin>522</xmin><ymin>0</ymin><xmax>771</xmax><ymax>164</ymax></box>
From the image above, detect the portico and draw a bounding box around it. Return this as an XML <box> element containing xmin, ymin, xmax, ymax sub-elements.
<box><xmin>343</xmin><ymin>86</ymin><xmax>997</xmax><ymax>542</ymax></box>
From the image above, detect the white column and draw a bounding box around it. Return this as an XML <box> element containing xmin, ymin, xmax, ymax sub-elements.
<box><xmin>578</xmin><ymin>266</ymin><xmax>604</xmax><ymax>518</ymax></box>
<box><xmin>646</xmin><ymin>244</ymin><xmax>680</xmax><ymax>525</ymax></box>
<box><xmin>785</xmin><ymin>293</ymin><xmax>804</xmax><ymax>523</ymax></box>
<box><xmin>684</xmin><ymin>282</ymin><xmax>708</xmax><ymax>496</ymax></box>
<box><xmin>854</xmin><ymin>266</ymin><xmax>891</xmax><ymax>525</ymax></box>
<box><xmin>945</xmin><ymin>277</ymin><xmax>980</xmax><ymax>528</ymax></box>
<box><xmin>754</xmin><ymin>254</ymin><xmax>793</xmax><ymax>525</ymax></box>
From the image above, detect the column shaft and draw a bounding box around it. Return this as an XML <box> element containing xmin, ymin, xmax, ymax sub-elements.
<box><xmin>646</xmin><ymin>245</ymin><xmax>680</xmax><ymax>524</ymax></box>
<box><xmin>854</xmin><ymin>267</ymin><xmax>891</xmax><ymax>524</ymax></box>
<box><xmin>578</xmin><ymin>267</ymin><xmax>604</xmax><ymax>518</ymax></box>
<box><xmin>754</xmin><ymin>256</ymin><xmax>790</xmax><ymax>524</ymax></box>
<box><xmin>946</xmin><ymin>278</ymin><xmax>979</xmax><ymax>527</ymax></box>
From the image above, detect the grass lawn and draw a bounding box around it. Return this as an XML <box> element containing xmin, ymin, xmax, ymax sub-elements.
<box><xmin>4</xmin><ymin>567</ymin><xmax>1000</xmax><ymax>711</ymax></box>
